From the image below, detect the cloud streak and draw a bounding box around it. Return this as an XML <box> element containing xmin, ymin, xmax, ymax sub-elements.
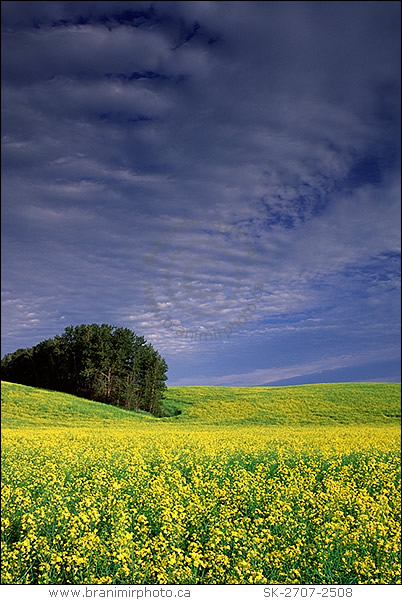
<box><xmin>1</xmin><ymin>1</ymin><xmax>400</xmax><ymax>385</ymax></box>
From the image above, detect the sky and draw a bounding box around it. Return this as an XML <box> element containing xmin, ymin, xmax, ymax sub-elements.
<box><xmin>1</xmin><ymin>1</ymin><xmax>401</xmax><ymax>386</ymax></box>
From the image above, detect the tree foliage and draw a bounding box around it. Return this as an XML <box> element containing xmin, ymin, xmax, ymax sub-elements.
<box><xmin>1</xmin><ymin>324</ymin><xmax>168</xmax><ymax>416</ymax></box>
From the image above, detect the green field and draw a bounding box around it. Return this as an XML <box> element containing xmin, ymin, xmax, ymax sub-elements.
<box><xmin>3</xmin><ymin>381</ymin><xmax>400</xmax><ymax>428</ymax></box>
<box><xmin>1</xmin><ymin>381</ymin><xmax>401</xmax><ymax>584</ymax></box>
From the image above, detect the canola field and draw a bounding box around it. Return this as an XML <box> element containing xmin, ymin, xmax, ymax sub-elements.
<box><xmin>1</xmin><ymin>381</ymin><xmax>401</xmax><ymax>585</ymax></box>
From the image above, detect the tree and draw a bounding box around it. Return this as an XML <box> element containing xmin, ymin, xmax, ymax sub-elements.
<box><xmin>131</xmin><ymin>344</ymin><xmax>165</xmax><ymax>415</ymax></box>
<box><xmin>1</xmin><ymin>324</ymin><xmax>168</xmax><ymax>416</ymax></box>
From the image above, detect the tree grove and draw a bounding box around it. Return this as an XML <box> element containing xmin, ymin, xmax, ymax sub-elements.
<box><xmin>1</xmin><ymin>324</ymin><xmax>168</xmax><ymax>416</ymax></box>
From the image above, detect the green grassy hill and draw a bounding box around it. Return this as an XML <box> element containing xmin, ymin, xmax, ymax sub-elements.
<box><xmin>1</xmin><ymin>380</ymin><xmax>400</xmax><ymax>429</ymax></box>
<box><xmin>162</xmin><ymin>383</ymin><xmax>401</xmax><ymax>426</ymax></box>
<box><xmin>0</xmin><ymin>381</ymin><xmax>155</xmax><ymax>428</ymax></box>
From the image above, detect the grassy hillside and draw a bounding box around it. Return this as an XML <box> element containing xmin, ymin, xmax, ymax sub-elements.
<box><xmin>0</xmin><ymin>381</ymin><xmax>155</xmax><ymax>428</ymax></box>
<box><xmin>1</xmin><ymin>380</ymin><xmax>400</xmax><ymax>429</ymax></box>
<box><xmin>162</xmin><ymin>383</ymin><xmax>401</xmax><ymax>426</ymax></box>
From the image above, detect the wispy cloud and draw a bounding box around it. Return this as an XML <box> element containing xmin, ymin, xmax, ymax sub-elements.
<box><xmin>171</xmin><ymin>347</ymin><xmax>401</xmax><ymax>387</ymax></box>
<box><xmin>1</xmin><ymin>1</ymin><xmax>400</xmax><ymax>385</ymax></box>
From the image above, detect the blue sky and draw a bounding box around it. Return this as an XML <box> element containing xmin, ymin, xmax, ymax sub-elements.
<box><xmin>1</xmin><ymin>1</ymin><xmax>401</xmax><ymax>386</ymax></box>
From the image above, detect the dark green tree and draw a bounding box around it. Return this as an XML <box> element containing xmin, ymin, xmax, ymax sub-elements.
<box><xmin>1</xmin><ymin>324</ymin><xmax>168</xmax><ymax>416</ymax></box>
